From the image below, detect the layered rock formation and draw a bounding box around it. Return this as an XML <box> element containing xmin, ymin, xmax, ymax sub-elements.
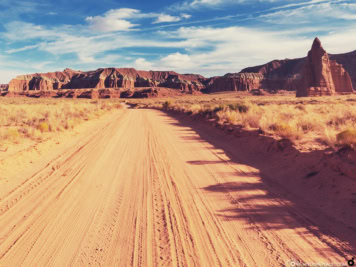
<box><xmin>240</xmin><ymin>58</ymin><xmax>305</xmax><ymax>91</ymax></box>
<box><xmin>239</xmin><ymin>41</ymin><xmax>356</xmax><ymax>94</ymax></box>
<box><xmin>0</xmin><ymin>84</ymin><xmax>8</xmax><ymax>90</ymax></box>
<box><xmin>330</xmin><ymin>51</ymin><xmax>356</xmax><ymax>91</ymax></box>
<box><xmin>297</xmin><ymin>38</ymin><xmax>354</xmax><ymax>97</ymax></box>
<box><xmin>205</xmin><ymin>73</ymin><xmax>263</xmax><ymax>92</ymax></box>
<box><xmin>8</xmin><ymin>68</ymin><xmax>206</xmax><ymax>93</ymax></box>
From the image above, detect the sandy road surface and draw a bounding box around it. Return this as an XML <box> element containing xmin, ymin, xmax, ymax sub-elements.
<box><xmin>0</xmin><ymin>108</ymin><xmax>352</xmax><ymax>266</ymax></box>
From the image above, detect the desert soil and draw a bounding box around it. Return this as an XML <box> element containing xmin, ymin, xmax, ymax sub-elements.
<box><xmin>0</xmin><ymin>108</ymin><xmax>353</xmax><ymax>266</ymax></box>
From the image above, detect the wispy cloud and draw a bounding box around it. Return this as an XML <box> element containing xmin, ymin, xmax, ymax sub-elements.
<box><xmin>6</xmin><ymin>44</ymin><xmax>40</xmax><ymax>54</ymax></box>
<box><xmin>261</xmin><ymin>1</ymin><xmax>356</xmax><ymax>24</ymax></box>
<box><xmin>153</xmin><ymin>14</ymin><xmax>182</xmax><ymax>24</ymax></box>
<box><xmin>0</xmin><ymin>0</ymin><xmax>43</xmax><ymax>18</ymax></box>
<box><xmin>170</xmin><ymin>0</ymin><xmax>237</xmax><ymax>10</ymax></box>
<box><xmin>135</xmin><ymin>23</ymin><xmax>356</xmax><ymax>77</ymax></box>
<box><xmin>85</xmin><ymin>8</ymin><xmax>192</xmax><ymax>32</ymax></box>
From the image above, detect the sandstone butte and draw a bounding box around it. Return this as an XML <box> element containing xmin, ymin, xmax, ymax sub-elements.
<box><xmin>296</xmin><ymin>38</ymin><xmax>354</xmax><ymax>97</ymax></box>
<box><xmin>4</xmin><ymin>37</ymin><xmax>356</xmax><ymax>97</ymax></box>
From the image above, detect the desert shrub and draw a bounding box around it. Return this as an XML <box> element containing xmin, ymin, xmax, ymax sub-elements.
<box><xmin>0</xmin><ymin>98</ymin><xmax>124</xmax><ymax>145</ymax></box>
<box><xmin>228</xmin><ymin>103</ymin><xmax>249</xmax><ymax>113</ymax></box>
<box><xmin>270</xmin><ymin>122</ymin><xmax>300</xmax><ymax>140</ymax></box>
<box><xmin>113</xmin><ymin>103</ymin><xmax>123</xmax><ymax>109</ymax></box>
<box><xmin>295</xmin><ymin>105</ymin><xmax>306</xmax><ymax>112</ymax></box>
<box><xmin>225</xmin><ymin>110</ymin><xmax>238</xmax><ymax>124</ymax></box>
<box><xmin>38</xmin><ymin>122</ymin><xmax>49</xmax><ymax>132</ymax></box>
<box><xmin>336</xmin><ymin>129</ymin><xmax>356</xmax><ymax>147</ymax></box>
<box><xmin>213</xmin><ymin>105</ymin><xmax>224</xmax><ymax>113</ymax></box>
<box><xmin>163</xmin><ymin>100</ymin><xmax>173</xmax><ymax>110</ymax></box>
<box><xmin>190</xmin><ymin>104</ymin><xmax>202</xmax><ymax>114</ymax></box>
<box><xmin>6</xmin><ymin>128</ymin><xmax>20</xmax><ymax>143</ymax></box>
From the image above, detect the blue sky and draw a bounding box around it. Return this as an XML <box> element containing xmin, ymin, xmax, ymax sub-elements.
<box><xmin>0</xmin><ymin>0</ymin><xmax>356</xmax><ymax>83</ymax></box>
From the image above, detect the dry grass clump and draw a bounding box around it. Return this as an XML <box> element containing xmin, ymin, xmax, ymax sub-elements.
<box><xmin>0</xmin><ymin>98</ymin><xmax>123</xmax><ymax>145</ymax></box>
<box><xmin>136</xmin><ymin>94</ymin><xmax>356</xmax><ymax>148</ymax></box>
<box><xmin>336</xmin><ymin>129</ymin><xmax>356</xmax><ymax>148</ymax></box>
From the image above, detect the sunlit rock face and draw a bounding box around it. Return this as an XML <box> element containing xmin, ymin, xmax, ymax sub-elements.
<box><xmin>8</xmin><ymin>68</ymin><xmax>206</xmax><ymax>93</ymax></box>
<box><xmin>297</xmin><ymin>38</ymin><xmax>354</xmax><ymax>97</ymax></box>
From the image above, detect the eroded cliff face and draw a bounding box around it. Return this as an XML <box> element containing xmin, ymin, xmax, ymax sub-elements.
<box><xmin>297</xmin><ymin>38</ymin><xmax>354</xmax><ymax>97</ymax></box>
<box><xmin>205</xmin><ymin>73</ymin><xmax>264</xmax><ymax>92</ymax></box>
<box><xmin>330</xmin><ymin>60</ymin><xmax>354</xmax><ymax>93</ymax></box>
<box><xmin>8</xmin><ymin>68</ymin><xmax>206</xmax><ymax>93</ymax></box>
<box><xmin>330</xmin><ymin>51</ymin><xmax>356</xmax><ymax>90</ymax></box>
<box><xmin>0</xmin><ymin>84</ymin><xmax>8</xmax><ymax>90</ymax></box>
<box><xmin>240</xmin><ymin>58</ymin><xmax>305</xmax><ymax>91</ymax></box>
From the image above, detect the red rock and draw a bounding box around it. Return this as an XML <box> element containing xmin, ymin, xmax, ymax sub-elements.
<box><xmin>0</xmin><ymin>84</ymin><xmax>8</xmax><ymax>90</ymax></box>
<box><xmin>330</xmin><ymin>58</ymin><xmax>354</xmax><ymax>94</ymax></box>
<box><xmin>206</xmin><ymin>73</ymin><xmax>263</xmax><ymax>92</ymax></box>
<box><xmin>8</xmin><ymin>68</ymin><xmax>206</xmax><ymax>93</ymax></box>
<box><xmin>240</xmin><ymin>58</ymin><xmax>305</xmax><ymax>91</ymax></box>
<box><xmin>297</xmin><ymin>38</ymin><xmax>354</xmax><ymax>97</ymax></box>
<box><xmin>330</xmin><ymin>51</ymin><xmax>356</xmax><ymax>90</ymax></box>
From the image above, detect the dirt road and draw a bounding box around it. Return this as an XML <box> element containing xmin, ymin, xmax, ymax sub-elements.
<box><xmin>0</xmin><ymin>109</ymin><xmax>352</xmax><ymax>266</ymax></box>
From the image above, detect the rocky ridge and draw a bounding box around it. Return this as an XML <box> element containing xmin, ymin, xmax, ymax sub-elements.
<box><xmin>8</xmin><ymin>68</ymin><xmax>206</xmax><ymax>93</ymax></box>
<box><xmin>4</xmin><ymin>38</ymin><xmax>356</xmax><ymax>98</ymax></box>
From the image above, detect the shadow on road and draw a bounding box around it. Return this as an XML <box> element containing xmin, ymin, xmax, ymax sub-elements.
<box><xmin>158</xmin><ymin>110</ymin><xmax>356</xmax><ymax>257</ymax></box>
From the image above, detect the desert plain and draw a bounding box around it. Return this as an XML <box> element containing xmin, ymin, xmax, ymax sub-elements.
<box><xmin>0</xmin><ymin>88</ymin><xmax>356</xmax><ymax>266</ymax></box>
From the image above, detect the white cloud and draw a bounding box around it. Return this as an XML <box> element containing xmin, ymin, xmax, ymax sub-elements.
<box><xmin>85</xmin><ymin>8</ymin><xmax>192</xmax><ymax>31</ymax></box>
<box><xmin>3</xmin><ymin>21</ymin><xmax>62</xmax><ymax>41</ymax></box>
<box><xmin>171</xmin><ymin>0</ymin><xmax>235</xmax><ymax>10</ymax></box>
<box><xmin>160</xmin><ymin>52</ymin><xmax>194</xmax><ymax>69</ymax></box>
<box><xmin>153</xmin><ymin>14</ymin><xmax>182</xmax><ymax>24</ymax></box>
<box><xmin>6</xmin><ymin>44</ymin><xmax>40</xmax><ymax>54</ymax></box>
<box><xmin>261</xmin><ymin>1</ymin><xmax>356</xmax><ymax>24</ymax></box>
<box><xmin>171</xmin><ymin>0</ymin><xmax>285</xmax><ymax>10</ymax></box>
<box><xmin>86</xmin><ymin>8</ymin><xmax>139</xmax><ymax>32</ymax></box>
<box><xmin>0</xmin><ymin>69</ymin><xmax>27</xmax><ymax>84</ymax></box>
<box><xmin>130</xmin><ymin>23</ymin><xmax>356</xmax><ymax>77</ymax></box>
<box><xmin>134</xmin><ymin>58</ymin><xmax>153</xmax><ymax>70</ymax></box>
<box><xmin>181</xmin><ymin>13</ymin><xmax>192</xmax><ymax>19</ymax></box>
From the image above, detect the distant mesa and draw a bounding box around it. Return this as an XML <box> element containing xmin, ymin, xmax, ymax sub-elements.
<box><xmin>7</xmin><ymin>68</ymin><xmax>206</xmax><ymax>96</ymax></box>
<box><xmin>3</xmin><ymin>37</ymin><xmax>356</xmax><ymax>98</ymax></box>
